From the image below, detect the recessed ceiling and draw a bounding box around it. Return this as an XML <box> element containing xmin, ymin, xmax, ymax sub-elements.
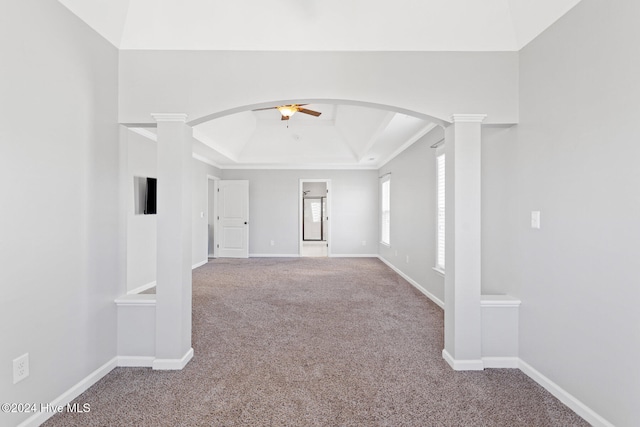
<box><xmin>136</xmin><ymin>104</ymin><xmax>438</xmax><ymax>169</ymax></box>
<box><xmin>58</xmin><ymin>0</ymin><xmax>583</xmax><ymax>51</ymax></box>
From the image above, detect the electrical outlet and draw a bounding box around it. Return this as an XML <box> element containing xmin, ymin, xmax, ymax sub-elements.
<box><xmin>13</xmin><ymin>353</ymin><xmax>29</xmax><ymax>384</ymax></box>
<box><xmin>406</xmin><ymin>255</ymin><xmax>410</xmax><ymax>263</ymax></box>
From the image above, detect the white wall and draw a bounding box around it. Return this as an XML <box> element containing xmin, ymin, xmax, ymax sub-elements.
<box><xmin>0</xmin><ymin>1</ymin><xmax>120</xmax><ymax>425</ymax></box>
<box><xmin>377</xmin><ymin>129</ymin><xmax>445</xmax><ymax>304</ymax></box>
<box><xmin>125</xmin><ymin>131</ymin><xmax>222</xmax><ymax>292</ymax></box>
<box><xmin>118</xmin><ymin>50</ymin><xmax>518</xmax><ymax>125</ymax></box>
<box><xmin>515</xmin><ymin>0</ymin><xmax>640</xmax><ymax>425</ymax></box>
<box><xmin>221</xmin><ymin>170</ymin><xmax>378</xmax><ymax>256</ymax></box>
<box><xmin>481</xmin><ymin>125</ymin><xmax>519</xmax><ymax>295</ymax></box>
<box><xmin>126</xmin><ymin>130</ymin><xmax>157</xmax><ymax>292</ymax></box>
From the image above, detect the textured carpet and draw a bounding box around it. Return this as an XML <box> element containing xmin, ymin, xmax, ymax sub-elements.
<box><xmin>44</xmin><ymin>258</ymin><xmax>588</xmax><ymax>426</ymax></box>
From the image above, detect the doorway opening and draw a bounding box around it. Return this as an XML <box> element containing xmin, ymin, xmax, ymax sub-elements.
<box><xmin>299</xmin><ymin>179</ymin><xmax>330</xmax><ymax>257</ymax></box>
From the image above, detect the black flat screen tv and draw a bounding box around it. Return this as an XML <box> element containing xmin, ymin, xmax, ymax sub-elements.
<box><xmin>145</xmin><ymin>177</ymin><xmax>157</xmax><ymax>215</ymax></box>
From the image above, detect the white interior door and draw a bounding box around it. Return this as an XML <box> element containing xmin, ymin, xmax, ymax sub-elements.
<box><xmin>217</xmin><ymin>180</ymin><xmax>249</xmax><ymax>258</ymax></box>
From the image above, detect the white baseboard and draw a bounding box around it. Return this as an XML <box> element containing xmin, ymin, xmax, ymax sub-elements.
<box><xmin>518</xmin><ymin>359</ymin><xmax>614</xmax><ymax>427</ymax></box>
<box><xmin>249</xmin><ymin>254</ymin><xmax>300</xmax><ymax>258</ymax></box>
<box><xmin>18</xmin><ymin>357</ymin><xmax>118</xmax><ymax>427</ymax></box>
<box><xmin>152</xmin><ymin>347</ymin><xmax>194</xmax><ymax>370</ymax></box>
<box><xmin>192</xmin><ymin>260</ymin><xmax>208</xmax><ymax>269</ymax></box>
<box><xmin>377</xmin><ymin>256</ymin><xmax>445</xmax><ymax>309</ymax></box>
<box><xmin>118</xmin><ymin>356</ymin><xmax>155</xmax><ymax>367</ymax></box>
<box><xmin>331</xmin><ymin>254</ymin><xmax>378</xmax><ymax>258</ymax></box>
<box><xmin>442</xmin><ymin>349</ymin><xmax>484</xmax><ymax>371</ymax></box>
<box><xmin>127</xmin><ymin>281</ymin><xmax>156</xmax><ymax>295</ymax></box>
<box><xmin>482</xmin><ymin>357</ymin><xmax>519</xmax><ymax>369</ymax></box>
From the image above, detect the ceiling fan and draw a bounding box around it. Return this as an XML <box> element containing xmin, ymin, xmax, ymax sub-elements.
<box><xmin>253</xmin><ymin>104</ymin><xmax>322</xmax><ymax>121</ymax></box>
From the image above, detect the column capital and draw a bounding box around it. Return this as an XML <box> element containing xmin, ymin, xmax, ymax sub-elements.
<box><xmin>450</xmin><ymin>114</ymin><xmax>487</xmax><ymax>124</ymax></box>
<box><xmin>151</xmin><ymin>113</ymin><xmax>188</xmax><ymax>123</ymax></box>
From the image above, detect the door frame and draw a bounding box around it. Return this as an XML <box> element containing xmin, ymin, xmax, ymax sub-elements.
<box><xmin>206</xmin><ymin>174</ymin><xmax>220</xmax><ymax>258</ymax></box>
<box><xmin>299</xmin><ymin>179</ymin><xmax>331</xmax><ymax>257</ymax></box>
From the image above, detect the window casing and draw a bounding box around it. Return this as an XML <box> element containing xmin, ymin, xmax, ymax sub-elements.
<box><xmin>380</xmin><ymin>175</ymin><xmax>390</xmax><ymax>245</ymax></box>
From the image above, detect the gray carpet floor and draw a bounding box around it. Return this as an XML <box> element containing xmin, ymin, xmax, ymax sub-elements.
<box><xmin>44</xmin><ymin>257</ymin><xmax>588</xmax><ymax>426</ymax></box>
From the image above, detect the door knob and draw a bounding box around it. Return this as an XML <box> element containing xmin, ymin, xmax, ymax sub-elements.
<box><xmin>244</xmin><ymin>222</ymin><xmax>248</xmax><ymax>225</ymax></box>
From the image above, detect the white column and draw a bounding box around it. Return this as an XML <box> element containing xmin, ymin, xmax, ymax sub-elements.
<box><xmin>152</xmin><ymin>113</ymin><xmax>194</xmax><ymax>370</ymax></box>
<box><xmin>442</xmin><ymin>114</ymin><xmax>486</xmax><ymax>370</ymax></box>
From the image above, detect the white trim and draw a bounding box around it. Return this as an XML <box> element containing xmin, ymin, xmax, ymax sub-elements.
<box><xmin>330</xmin><ymin>254</ymin><xmax>378</xmax><ymax>258</ymax></box>
<box><xmin>482</xmin><ymin>357</ymin><xmax>519</xmax><ymax>369</ymax></box>
<box><xmin>220</xmin><ymin>163</ymin><xmax>378</xmax><ymax>170</ymax></box>
<box><xmin>114</xmin><ymin>294</ymin><xmax>157</xmax><ymax>307</ymax></box>
<box><xmin>442</xmin><ymin>349</ymin><xmax>484</xmax><ymax>371</ymax></box>
<box><xmin>207</xmin><ymin>176</ymin><xmax>220</xmax><ymax>259</ymax></box>
<box><xmin>127</xmin><ymin>280</ymin><xmax>156</xmax><ymax>295</ymax></box>
<box><xmin>518</xmin><ymin>359</ymin><xmax>614</xmax><ymax>427</ymax></box>
<box><xmin>193</xmin><ymin>153</ymin><xmax>222</xmax><ymax>169</ymax></box>
<box><xmin>377</xmin><ymin>255</ymin><xmax>445</xmax><ymax>309</ymax></box>
<box><xmin>480</xmin><ymin>294</ymin><xmax>521</xmax><ymax>308</ymax></box>
<box><xmin>450</xmin><ymin>114</ymin><xmax>487</xmax><ymax>123</ymax></box>
<box><xmin>152</xmin><ymin>347</ymin><xmax>194</xmax><ymax>370</ymax></box>
<box><xmin>249</xmin><ymin>253</ymin><xmax>300</xmax><ymax>258</ymax></box>
<box><xmin>151</xmin><ymin>113</ymin><xmax>188</xmax><ymax>122</ymax></box>
<box><xmin>129</xmin><ymin>127</ymin><xmax>158</xmax><ymax>142</ymax></box>
<box><xmin>192</xmin><ymin>260</ymin><xmax>208</xmax><ymax>269</ymax></box>
<box><xmin>118</xmin><ymin>356</ymin><xmax>155</xmax><ymax>367</ymax></box>
<box><xmin>432</xmin><ymin>266</ymin><xmax>445</xmax><ymax>277</ymax></box>
<box><xmin>17</xmin><ymin>357</ymin><xmax>118</xmax><ymax>427</ymax></box>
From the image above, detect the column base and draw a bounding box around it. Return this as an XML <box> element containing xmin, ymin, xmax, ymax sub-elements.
<box><xmin>442</xmin><ymin>349</ymin><xmax>484</xmax><ymax>371</ymax></box>
<box><xmin>152</xmin><ymin>347</ymin><xmax>194</xmax><ymax>370</ymax></box>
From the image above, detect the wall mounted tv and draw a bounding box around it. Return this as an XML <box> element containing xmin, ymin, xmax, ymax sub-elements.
<box><xmin>145</xmin><ymin>177</ymin><xmax>157</xmax><ymax>215</ymax></box>
<box><xmin>134</xmin><ymin>176</ymin><xmax>157</xmax><ymax>215</ymax></box>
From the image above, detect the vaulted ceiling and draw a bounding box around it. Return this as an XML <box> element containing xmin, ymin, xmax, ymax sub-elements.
<box><xmin>59</xmin><ymin>0</ymin><xmax>582</xmax><ymax>51</ymax></box>
<box><xmin>60</xmin><ymin>0</ymin><xmax>583</xmax><ymax>169</ymax></box>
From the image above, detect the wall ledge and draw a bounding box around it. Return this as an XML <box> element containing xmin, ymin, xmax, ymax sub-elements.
<box><xmin>481</xmin><ymin>294</ymin><xmax>521</xmax><ymax>308</ymax></box>
<box><xmin>152</xmin><ymin>348</ymin><xmax>194</xmax><ymax>370</ymax></box>
<box><xmin>115</xmin><ymin>294</ymin><xmax>156</xmax><ymax>306</ymax></box>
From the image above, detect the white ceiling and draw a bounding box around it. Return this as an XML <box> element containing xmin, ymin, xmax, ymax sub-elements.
<box><xmin>58</xmin><ymin>0</ymin><xmax>583</xmax><ymax>51</ymax></box>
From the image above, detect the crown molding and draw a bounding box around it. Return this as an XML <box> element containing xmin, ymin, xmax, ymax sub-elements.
<box><xmin>192</xmin><ymin>153</ymin><xmax>222</xmax><ymax>169</ymax></box>
<box><xmin>450</xmin><ymin>114</ymin><xmax>487</xmax><ymax>123</ymax></box>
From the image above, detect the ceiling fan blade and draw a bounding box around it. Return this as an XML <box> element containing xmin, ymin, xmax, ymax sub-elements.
<box><xmin>298</xmin><ymin>108</ymin><xmax>322</xmax><ymax>117</ymax></box>
<box><xmin>252</xmin><ymin>106</ymin><xmax>277</xmax><ymax>111</ymax></box>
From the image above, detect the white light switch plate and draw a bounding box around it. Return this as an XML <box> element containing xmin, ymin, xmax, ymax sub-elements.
<box><xmin>531</xmin><ymin>211</ymin><xmax>541</xmax><ymax>229</ymax></box>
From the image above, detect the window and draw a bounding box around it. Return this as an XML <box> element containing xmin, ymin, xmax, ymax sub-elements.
<box><xmin>380</xmin><ymin>174</ymin><xmax>391</xmax><ymax>245</ymax></box>
<box><xmin>436</xmin><ymin>154</ymin><xmax>445</xmax><ymax>271</ymax></box>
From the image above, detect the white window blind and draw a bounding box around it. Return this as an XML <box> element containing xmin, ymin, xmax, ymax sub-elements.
<box><xmin>380</xmin><ymin>175</ymin><xmax>390</xmax><ymax>245</ymax></box>
<box><xmin>437</xmin><ymin>154</ymin><xmax>445</xmax><ymax>271</ymax></box>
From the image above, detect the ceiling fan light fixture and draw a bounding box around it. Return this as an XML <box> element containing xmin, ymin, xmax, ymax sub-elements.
<box><xmin>277</xmin><ymin>105</ymin><xmax>297</xmax><ymax>118</ymax></box>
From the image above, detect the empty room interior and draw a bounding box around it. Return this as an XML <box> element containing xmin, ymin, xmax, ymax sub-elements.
<box><xmin>1</xmin><ymin>1</ymin><xmax>638</xmax><ymax>426</ymax></box>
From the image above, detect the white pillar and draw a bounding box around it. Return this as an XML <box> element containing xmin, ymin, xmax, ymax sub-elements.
<box><xmin>151</xmin><ymin>113</ymin><xmax>194</xmax><ymax>370</ymax></box>
<box><xmin>442</xmin><ymin>114</ymin><xmax>486</xmax><ymax>370</ymax></box>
